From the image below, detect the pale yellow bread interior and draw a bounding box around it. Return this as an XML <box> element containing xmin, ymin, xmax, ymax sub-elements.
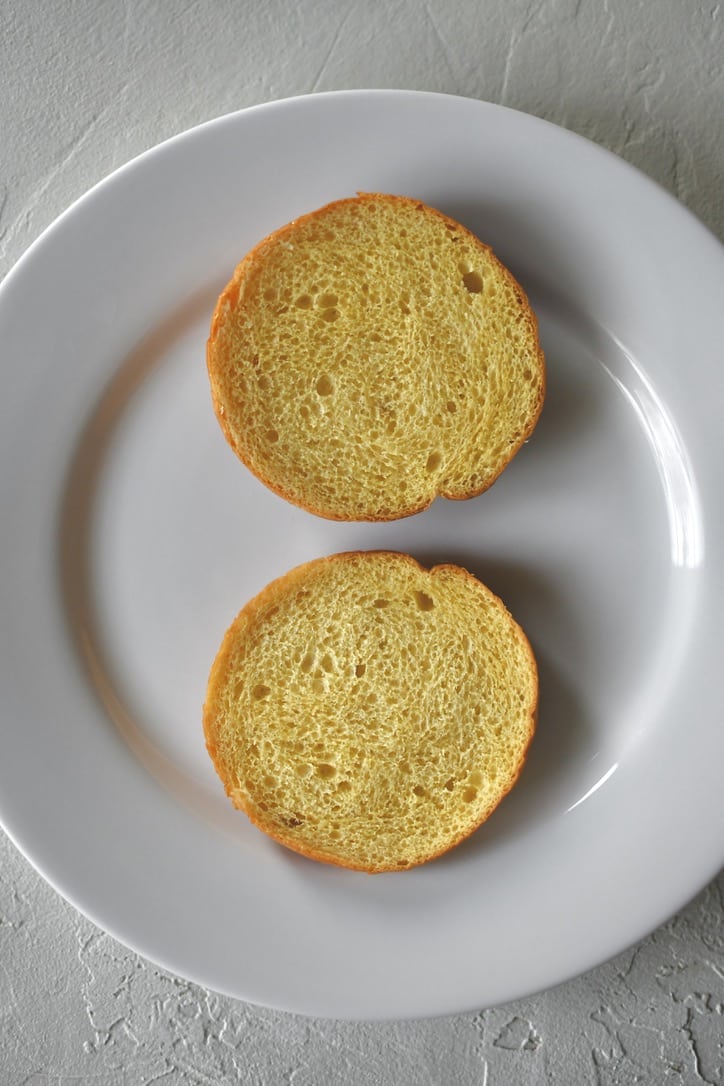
<box><xmin>207</xmin><ymin>193</ymin><xmax>545</xmax><ymax>521</ymax></box>
<box><xmin>203</xmin><ymin>551</ymin><xmax>538</xmax><ymax>872</ymax></box>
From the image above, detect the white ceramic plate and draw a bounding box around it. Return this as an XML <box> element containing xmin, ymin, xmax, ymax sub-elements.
<box><xmin>0</xmin><ymin>91</ymin><xmax>722</xmax><ymax>1020</ymax></box>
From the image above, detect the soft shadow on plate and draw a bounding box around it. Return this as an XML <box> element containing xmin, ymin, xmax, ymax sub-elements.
<box><xmin>527</xmin><ymin>336</ymin><xmax>601</xmax><ymax>452</ymax></box>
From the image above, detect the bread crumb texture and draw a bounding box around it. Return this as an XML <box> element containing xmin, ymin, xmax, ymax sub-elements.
<box><xmin>203</xmin><ymin>552</ymin><xmax>538</xmax><ymax>872</ymax></box>
<box><xmin>207</xmin><ymin>193</ymin><xmax>545</xmax><ymax>521</ymax></box>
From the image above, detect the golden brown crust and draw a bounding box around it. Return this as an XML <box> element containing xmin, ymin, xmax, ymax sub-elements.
<box><xmin>203</xmin><ymin>551</ymin><xmax>538</xmax><ymax>873</ymax></box>
<box><xmin>207</xmin><ymin>193</ymin><xmax>545</xmax><ymax>522</ymax></box>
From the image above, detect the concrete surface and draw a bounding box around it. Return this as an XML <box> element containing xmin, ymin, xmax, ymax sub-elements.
<box><xmin>1</xmin><ymin>0</ymin><xmax>723</xmax><ymax>1082</ymax></box>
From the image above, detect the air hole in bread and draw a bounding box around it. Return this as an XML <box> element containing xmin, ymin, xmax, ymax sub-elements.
<box><xmin>414</xmin><ymin>590</ymin><xmax>435</xmax><ymax>612</ymax></box>
<box><xmin>321</xmin><ymin>308</ymin><xmax>339</xmax><ymax>322</ymax></box>
<box><xmin>316</xmin><ymin>763</ymin><xmax>336</xmax><ymax>779</ymax></box>
<box><xmin>318</xmin><ymin>292</ymin><xmax>338</xmax><ymax>308</ymax></box>
<box><xmin>446</xmin><ymin>400</ymin><xmax>457</xmax><ymax>413</ymax></box>
<box><xmin>426</xmin><ymin>451</ymin><xmax>442</xmax><ymax>472</ymax></box>
<box><xmin>320</xmin><ymin>653</ymin><xmax>334</xmax><ymax>673</ymax></box>
<box><xmin>252</xmin><ymin>684</ymin><xmax>271</xmax><ymax>699</ymax></box>
<box><xmin>373</xmin><ymin>598</ymin><xmax>389</xmax><ymax>608</ymax></box>
<box><xmin>412</xmin><ymin>784</ymin><xmax>426</xmax><ymax>797</ymax></box>
<box><xmin>444</xmin><ymin>778</ymin><xmax>455</xmax><ymax>791</ymax></box>
<box><xmin>263</xmin><ymin>775</ymin><xmax>277</xmax><ymax>788</ymax></box>
<box><xmin>462</xmin><ymin>270</ymin><xmax>483</xmax><ymax>293</ymax></box>
<box><xmin>355</xmin><ymin>662</ymin><xmax>366</xmax><ymax>678</ymax></box>
<box><xmin>295</xmin><ymin>293</ymin><xmax>313</xmax><ymax>309</ymax></box>
<box><xmin>300</xmin><ymin>652</ymin><xmax>315</xmax><ymax>673</ymax></box>
<box><xmin>265</xmin><ymin>430</ymin><xmax>279</xmax><ymax>443</ymax></box>
<box><xmin>316</xmin><ymin>374</ymin><xmax>334</xmax><ymax>396</ymax></box>
<box><xmin>463</xmin><ymin>787</ymin><xmax>478</xmax><ymax>803</ymax></box>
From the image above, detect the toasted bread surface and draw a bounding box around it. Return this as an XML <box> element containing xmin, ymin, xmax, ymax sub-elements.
<box><xmin>207</xmin><ymin>193</ymin><xmax>545</xmax><ymax>521</ymax></box>
<box><xmin>203</xmin><ymin>551</ymin><xmax>537</xmax><ymax>872</ymax></box>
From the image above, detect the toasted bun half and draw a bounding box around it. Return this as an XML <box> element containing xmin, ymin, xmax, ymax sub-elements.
<box><xmin>203</xmin><ymin>551</ymin><xmax>538</xmax><ymax>872</ymax></box>
<box><xmin>207</xmin><ymin>193</ymin><xmax>545</xmax><ymax>521</ymax></box>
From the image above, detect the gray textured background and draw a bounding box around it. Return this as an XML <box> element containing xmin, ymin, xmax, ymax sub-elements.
<box><xmin>1</xmin><ymin>1</ymin><xmax>723</xmax><ymax>1082</ymax></box>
